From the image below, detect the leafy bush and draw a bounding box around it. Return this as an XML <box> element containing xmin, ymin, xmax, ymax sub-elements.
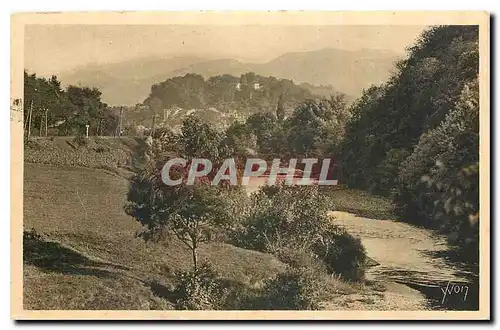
<box><xmin>273</xmin><ymin>246</ymin><xmax>327</xmax><ymax>273</ymax></box>
<box><xmin>73</xmin><ymin>135</ymin><xmax>89</xmax><ymax>147</ymax></box>
<box><xmin>260</xmin><ymin>267</ymin><xmax>321</xmax><ymax>310</ymax></box>
<box><xmin>94</xmin><ymin>145</ymin><xmax>110</xmax><ymax>153</ymax></box>
<box><xmin>233</xmin><ymin>184</ymin><xmax>333</xmax><ymax>252</ymax></box>
<box><xmin>312</xmin><ymin>228</ymin><xmax>367</xmax><ymax>281</ymax></box>
<box><xmin>173</xmin><ymin>262</ymin><xmax>226</xmax><ymax>310</ymax></box>
<box><xmin>233</xmin><ymin>184</ymin><xmax>368</xmax><ymax>281</ymax></box>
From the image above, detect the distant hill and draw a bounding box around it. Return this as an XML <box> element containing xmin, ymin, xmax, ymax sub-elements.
<box><xmin>58</xmin><ymin>56</ymin><xmax>207</xmax><ymax>106</ymax></box>
<box><xmin>121</xmin><ymin>72</ymin><xmax>321</xmax><ymax>132</ymax></box>
<box><xmin>57</xmin><ymin>48</ymin><xmax>401</xmax><ymax>106</ymax></box>
<box><xmin>258</xmin><ymin>48</ymin><xmax>400</xmax><ymax>97</ymax></box>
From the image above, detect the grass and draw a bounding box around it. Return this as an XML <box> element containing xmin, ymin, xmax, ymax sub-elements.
<box><xmin>320</xmin><ymin>187</ymin><xmax>396</xmax><ymax>220</ymax></box>
<box><xmin>23</xmin><ymin>163</ymin><xmax>289</xmax><ymax>310</ymax></box>
<box><xmin>23</xmin><ymin>163</ymin><xmax>388</xmax><ymax>310</ymax></box>
<box><xmin>24</xmin><ymin>136</ymin><xmax>148</xmax><ymax>173</ymax></box>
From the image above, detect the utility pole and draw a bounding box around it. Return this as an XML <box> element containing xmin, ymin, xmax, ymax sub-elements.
<box><xmin>96</xmin><ymin>119</ymin><xmax>101</xmax><ymax>137</ymax></box>
<box><xmin>45</xmin><ymin>108</ymin><xmax>48</xmax><ymax>136</ymax></box>
<box><xmin>23</xmin><ymin>100</ymin><xmax>28</xmax><ymax>133</ymax></box>
<box><xmin>39</xmin><ymin>109</ymin><xmax>44</xmax><ymax>137</ymax></box>
<box><xmin>118</xmin><ymin>106</ymin><xmax>123</xmax><ymax>137</ymax></box>
<box><xmin>27</xmin><ymin>99</ymin><xmax>33</xmax><ymax>139</ymax></box>
<box><xmin>151</xmin><ymin>112</ymin><xmax>157</xmax><ymax>138</ymax></box>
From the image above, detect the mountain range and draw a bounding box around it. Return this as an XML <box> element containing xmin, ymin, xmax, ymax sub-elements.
<box><xmin>57</xmin><ymin>48</ymin><xmax>402</xmax><ymax>106</ymax></box>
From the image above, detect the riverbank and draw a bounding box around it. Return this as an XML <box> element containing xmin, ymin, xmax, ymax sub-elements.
<box><xmin>330</xmin><ymin>211</ymin><xmax>479</xmax><ymax>310</ymax></box>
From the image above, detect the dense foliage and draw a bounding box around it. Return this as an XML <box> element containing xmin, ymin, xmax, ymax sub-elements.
<box><xmin>341</xmin><ymin>26</ymin><xmax>478</xmax><ymax>194</ymax></box>
<box><xmin>233</xmin><ymin>185</ymin><xmax>332</xmax><ymax>252</ymax></box>
<box><xmin>220</xmin><ymin>93</ymin><xmax>350</xmax><ymax>159</ymax></box>
<box><xmin>173</xmin><ymin>262</ymin><xmax>226</xmax><ymax>310</ymax></box>
<box><xmin>232</xmin><ymin>184</ymin><xmax>367</xmax><ymax>281</ymax></box>
<box><xmin>340</xmin><ymin>25</ymin><xmax>480</xmax><ymax>263</ymax></box>
<box><xmin>260</xmin><ymin>267</ymin><xmax>322</xmax><ymax>310</ymax></box>
<box><xmin>312</xmin><ymin>228</ymin><xmax>367</xmax><ymax>281</ymax></box>
<box><xmin>394</xmin><ymin>80</ymin><xmax>479</xmax><ymax>262</ymax></box>
<box><xmin>145</xmin><ymin>72</ymin><xmax>317</xmax><ymax>115</ymax></box>
<box><xmin>24</xmin><ymin>71</ymin><xmax>119</xmax><ymax>137</ymax></box>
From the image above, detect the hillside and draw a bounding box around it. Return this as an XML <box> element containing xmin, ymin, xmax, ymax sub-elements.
<box><xmin>23</xmin><ymin>143</ymin><xmax>464</xmax><ymax>311</ymax></box>
<box><xmin>23</xmin><ymin>150</ymin><xmax>431</xmax><ymax>311</ymax></box>
<box><xmin>118</xmin><ymin>72</ymin><xmax>327</xmax><ymax>132</ymax></box>
<box><xmin>58</xmin><ymin>48</ymin><xmax>400</xmax><ymax>105</ymax></box>
<box><xmin>23</xmin><ymin>163</ymin><xmax>289</xmax><ymax>310</ymax></box>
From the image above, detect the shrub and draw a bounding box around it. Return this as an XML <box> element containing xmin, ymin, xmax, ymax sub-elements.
<box><xmin>273</xmin><ymin>246</ymin><xmax>327</xmax><ymax>274</ymax></box>
<box><xmin>173</xmin><ymin>262</ymin><xmax>226</xmax><ymax>310</ymax></box>
<box><xmin>233</xmin><ymin>184</ymin><xmax>333</xmax><ymax>252</ymax></box>
<box><xmin>73</xmin><ymin>134</ymin><xmax>89</xmax><ymax>147</ymax></box>
<box><xmin>233</xmin><ymin>184</ymin><xmax>368</xmax><ymax>282</ymax></box>
<box><xmin>312</xmin><ymin>228</ymin><xmax>367</xmax><ymax>282</ymax></box>
<box><xmin>260</xmin><ymin>267</ymin><xmax>321</xmax><ymax>310</ymax></box>
<box><xmin>94</xmin><ymin>145</ymin><xmax>110</xmax><ymax>153</ymax></box>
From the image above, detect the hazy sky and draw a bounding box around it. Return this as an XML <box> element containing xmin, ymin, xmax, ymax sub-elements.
<box><xmin>25</xmin><ymin>25</ymin><xmax>428</xmax><ymax>76</ymax></box>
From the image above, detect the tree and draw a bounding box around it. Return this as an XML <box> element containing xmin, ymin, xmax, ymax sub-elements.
<box><xmin>169</xmin><ymin>184</ymin><xmax>233</xmax><ymax>271</ymax></box>
<box><xmin>276</xmin><ymin>94</ymin><xmax>285</xmax><ymax>121</ymax></box>
<box><xmin>125</xmin><ymin>162</ymin><xmax>235</xmax><ymax>271</ymax></box>
<box><xmin>63</xmin><ymin>85</ymin><xmax>108</xmax><ymax>136</ymax></box>
<box><xmin>286</xmin><ymin>98</ymin><xmax>347</xmax><ymax>157</ymax></box>
<box><xmin>393</xmin><ymin>79</ymin><xmax>479</xmax><ymax>262</ymax></box>
<box><xmin>23</xmin><ymin>71</ymin><xmax>66</xmax><ymax>137</ymax></box>
<box><xmin>340</xmin><ymin>25</ymin><xmax>478</xmax><ymax>194</ymax></box>
<box><xmin>224</xmin><ymin>121</ymin><xmax>257</xmax><ymax>156</ymax></box>
<box><xmin>180</xmin><ymin>115</ymin><xmax>224</xmax><ymax>159</ymax></box>
<box><xmin>246</xmin><ymin>112</ymin><xmax>279</xmax><ymax>155</ymax></box>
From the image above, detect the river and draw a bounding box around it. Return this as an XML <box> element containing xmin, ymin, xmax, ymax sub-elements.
<box><xmin>327</xmin><ymin>211</ymin><xmax>479</xmax><ymax>311</ymax></box>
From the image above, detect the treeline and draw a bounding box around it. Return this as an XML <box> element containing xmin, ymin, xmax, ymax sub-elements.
<box><xmin>152</xmin><ymin>92</ymin><xmax>350</xmax><ymax>163</ymax></box>
<box><xmin>23</xmin><ymin>71</ymin><xmax>120</xmax><ymax>137</ymax></box>
<box><xmin>340</xmin><ymin>26</ymin><xmax>479</xmax><ymax>263</ymax></box>
<box><xmin>145</xmin><ymin>72</ymin><xmax>319</xmax><ymax>114</ymax></box>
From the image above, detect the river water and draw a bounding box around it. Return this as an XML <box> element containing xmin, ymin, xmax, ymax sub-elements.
<box><xmin>243</xmin><ymin>179</ymin><xmax>479</xmax><ymax>310</ymax></box>
<box><xmin>329</xmin><ymin>211</ymin><xmax>479</xmax><ymax>310</ymax></box>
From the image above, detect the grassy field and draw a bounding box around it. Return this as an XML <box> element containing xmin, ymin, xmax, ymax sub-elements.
<box><xmin>25</xmin><ymin>163</ymin><xmax>388</xmax><ymax>310</ymax></box>
<box><xmin>23</xmin><ymin>137</ymin><xmax>402</xmax><ymax>310</ymax></box>
<box><xmin>321</xmin><ymin>188</ymin><xmax>396</xmax><ymax>220</ymax></box>
<box><xmin>23</xmin><ymin>163</ymin><xmax>292</xmax><ymax>310</ymax></box>
<box><xmin>24</xmin><ymin>136</ymin><xmax>148</xmax><ymax>175</ymax></box>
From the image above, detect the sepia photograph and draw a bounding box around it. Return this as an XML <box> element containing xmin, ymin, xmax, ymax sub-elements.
<box><xmin>10</xmin><ymin>11</ymin><xmax>490</xmax><ymax>320</ymax></box>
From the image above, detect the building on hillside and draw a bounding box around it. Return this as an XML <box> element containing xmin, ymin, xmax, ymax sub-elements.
<box><xmin>235</xmin><ymin>82</ymin><xmax>262</xmax><ymax>91</ymax></box>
